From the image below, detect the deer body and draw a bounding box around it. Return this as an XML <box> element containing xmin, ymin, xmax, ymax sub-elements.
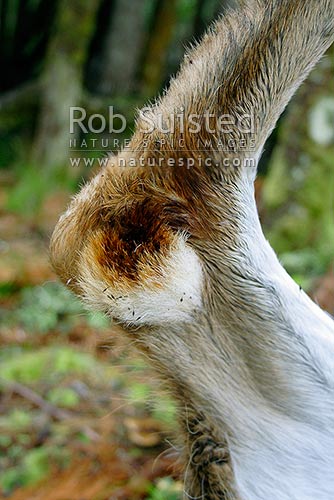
<box><xmin>51</xmin><ymin>1</ymin><xmax>334</xmax><ymax>498</ymax></box>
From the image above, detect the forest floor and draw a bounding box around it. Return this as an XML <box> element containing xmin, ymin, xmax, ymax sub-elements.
<box><xmin>0</xmin><ymin>171</ymin><xmax>333</xmax><ymax>500</ymax></box>
<box><xmin>0</xmin><ymin>171</ymin><xmax>182</xmax><ymax>500</ymax></box>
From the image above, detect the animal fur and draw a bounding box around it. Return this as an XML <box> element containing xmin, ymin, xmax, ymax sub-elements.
<box><xmin>50</xmin><ymin>1</ymin><xmax>334</xmax><ymax>498</ymax></box>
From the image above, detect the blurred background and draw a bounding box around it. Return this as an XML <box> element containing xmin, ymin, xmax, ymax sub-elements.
<box><xmin>0</xmin><ymin>0</ymin><xmax>333</xmax><ymax>499</ymax></box>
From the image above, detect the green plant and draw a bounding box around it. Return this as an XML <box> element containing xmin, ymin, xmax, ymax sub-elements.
<box><xmin>0</xmin><ymin>409</ymin><xmax>32</xmax><ymax>431</ymax></box>
<box><xmin>0</xmin><ymin>446</ymin><xmax>70</xmax><ymax>495</ymax></box>
<box><xmin>152</xmin><ymin>395</ymin><xmax>177</xmax><ymax>425</ymax></box>
<box><xmin>6</xmin><ymin>165</ymin><xmax>51</xmax><ymax>217</ymax></box>
<box><xmin>148</xmin><ymin>477</ymin><xmax>182</xmax><ymax>500</ymax></box>
<box><xmin>8</xmin><ymin>282</ymin><xmax>108</xmax><ymax>334</ymax></box>
<box><xmin>47</xmin><ymin>387</ymin><xmax>80</xmax><ymax>408</ymax></box>
<box><xmin>16</xmin><ymin>282</ymin><xmax>83</xmax><ymax>333</ymax></box>
<box><xmin>0</xmin><ymin>346</ymin><xmax>102</xmax><ymax>384</ymax></box>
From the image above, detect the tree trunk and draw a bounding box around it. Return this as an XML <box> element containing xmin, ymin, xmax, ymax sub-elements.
<box><xmin>96</xmin><ymin>0</ymin><xmax>147</xmax><ymax>96</ymax></box>
<box><xmin>194</xmin><ymin>0</ymin><xmax>238</xmax><ymax>36</ymax></box>
<box><xmin>141</xmin><ymin>0</ymin><xmax>177</xmax><ymax>98</ymax></box>
<box><xmin>31</xmin><ymin>0</ymin><xmax>99</xmax><ymax>170</ymax></box>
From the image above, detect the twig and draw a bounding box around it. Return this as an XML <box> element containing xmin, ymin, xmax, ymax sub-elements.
<box><xmin>1</xmin><ymin>379</ymin><xmax>100</xmax><ymax>441</ymax></box>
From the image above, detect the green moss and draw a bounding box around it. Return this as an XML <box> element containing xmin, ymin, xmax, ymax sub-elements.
<box><xmin>0</xmin><ymin>346</ymin><xmax>101</xmax><ymax>384</ymax></box>
<box><xmin>47</xmin><ymin>387</ymin><xmax>80</xmax><ymax>408</ymax></box>
<box><xmin>148</xmin><ymin>477</ymin><xmax>182</xmax><ymax>500</ymax></box>
<box><xmin>1</xmin><ymin>446</ymin><xmax>70</xmax><ymax>494</ymax></box>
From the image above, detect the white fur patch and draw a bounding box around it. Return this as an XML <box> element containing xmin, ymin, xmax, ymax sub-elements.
<box><xmin>79</xmin><ymin>236</ymin><xmax>203</xmax><ymax>326</ymax></box>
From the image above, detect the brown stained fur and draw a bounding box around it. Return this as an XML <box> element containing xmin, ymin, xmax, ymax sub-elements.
<box><xmin>50</xmin><ymin>154</ymin><xmax>217</xmax><ymax>295</ymax></box>
<box><xmin>90</xmin><ymin>212</ymin><xmax>172</xmax><ymax>284</ymax></box>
